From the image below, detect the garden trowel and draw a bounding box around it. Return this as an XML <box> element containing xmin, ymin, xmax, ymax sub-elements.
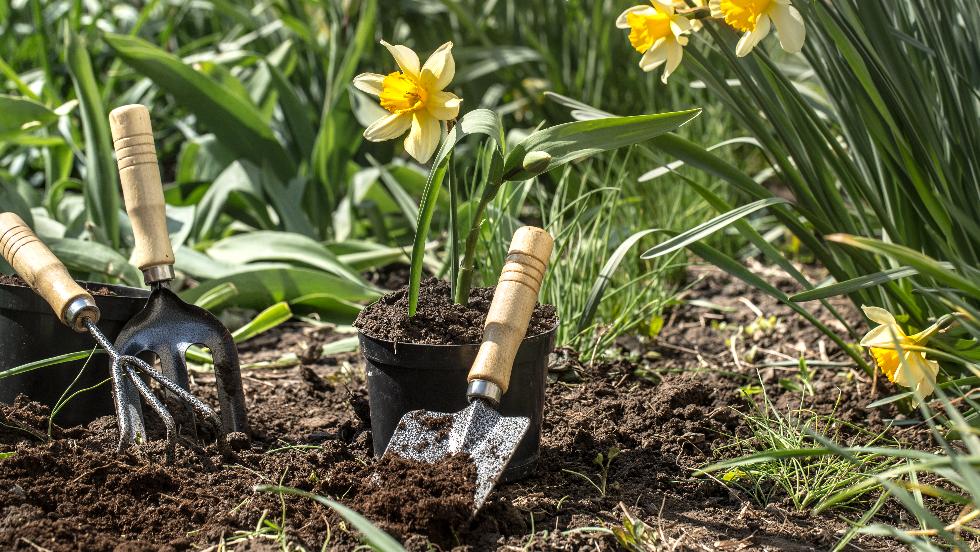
<box><xmin>384</xmin><ymin>226</ymin><xmax>554</xmax><ymax>512</ymax></box>
<box><xmin>108</xmin><ymin>105</ymin><xmax>249</xmax><ymax>445</ymax></box>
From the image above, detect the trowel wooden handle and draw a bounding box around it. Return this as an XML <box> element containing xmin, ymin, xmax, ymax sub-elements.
<box><xmin>468</xmin><ymin>226</ymin><xmax>554</xmax><ymax>395</ymax></box>
<box><xmin>0</xmin><ymin>213</ymin><xmax>99</xmax><ymax>331</ymax></box>
<box><xmin>109</xmin><ymin>104</ymin><xmax>174</xmax><ymax>284</ymax></box>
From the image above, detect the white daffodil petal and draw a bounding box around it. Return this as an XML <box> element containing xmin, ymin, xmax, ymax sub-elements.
<box><xmin>363</xmin><ymin>112</ymin><xmax>412</xmax><ymax>142</ymax></box>
<box><xmin>381</xmin><ymin>40</ymin><xmax>421</xmax><ymax>78</ymax></box>
<box><xmin>770</xmin><ymin>3</ymin><xmax>806</xmax><ymax>54</ymax></box>
<box><xmin>639</xmin><ymin>38</ymin><xmax>669</xmax><ymax>72</ymax></box>
<box><xmin>736</xmin><ymin>15</ymin><xmax>770</xmax><ymax>57</ymax></box>
<box><xmin>661</xmin><ymin>40</ymin><xmax>684</xmax><ymax>84</ymax></box>
<box><xmin>426</xmin><ymin>90</ymin><xmax>462</xmax><ymax>120</ymax></box>
<box><xmin>421</xmin><ymin>42</ymin><xmax>455</xmax><ymax>90</ymax></box>
<box><xmin>671</xmin><ymin>16</ymin><xmax>693</xmax><ymax>34</ymax></box>
<box><xmin>352</xmin><ymin>73</ymin><xmax>385</xmax><ymax>97</ymax></box>
<box><xmin>708</xmin><ymin>0</ymin><xmax>723</xmax><ymax>18</ymax></box>
<box><xmin>900</xmin><ymin>352</ymin><xmax>938</xmax><ymax>396</ymax></box>
<box><xmin>616</xmin><ymin>5</ymin><xmax>656</xmax><ymax>28</ymax></box>
<box><xmin>404</xmin><ymin>113</ymin><xmax>442</xmax><ymax>164</ymax></box>
<box><xmin>861</xmin><ymin>305</ymin><xmax>898</xmax><ymax>326</ymax></box>
<box><xmin>650</xmin><ymin>0</ymin><xmax>675</xmax><ymax>14</ymax></box>
<box><xmin>860</xmin><ymin>323</ymin><xmax>907</xmax><ymax>348</ymax></box>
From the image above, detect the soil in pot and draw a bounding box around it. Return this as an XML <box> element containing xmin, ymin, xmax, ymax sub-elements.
<box><xmin>0</xmin><ymin>273</ymin><xmax>117</xmax><ymax>296</ymax></box>
<box><xmin>355</xmin><ymin>277</ymin><xmax>557</xmax><ymax>345</ymax></box>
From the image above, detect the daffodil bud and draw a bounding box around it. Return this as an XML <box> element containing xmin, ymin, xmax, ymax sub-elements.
<box><xmin>522</xmin><ymin>151</ymin><xmax>552</xmax><ymax>175</ymax></box>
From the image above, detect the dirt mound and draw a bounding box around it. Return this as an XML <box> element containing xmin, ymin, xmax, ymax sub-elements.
<box><xmin>355</xmin><ymin>277</ymin><xmax>557</xmax><ymax>345</ymax></box>
<box><xmin>350</xmin><ymin>454</ymin><xmax>476</xmax><ymax>545</ymax></box>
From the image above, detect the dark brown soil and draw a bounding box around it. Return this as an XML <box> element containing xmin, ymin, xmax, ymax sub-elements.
<box><xmin>0</xmin><ymin>263</ymin><xmax>971</xmax><ymax>551</ymax></box>
<box><xmin>355</xmin><ymin>277</ymin><xmax>558</xmax><ymax>345</ymax></box>
<box><xmin>0</xmin><ymin>273</ymin><xmax>116</xmax><ymax>296</ymax></box>
<box><xmin>353</xmin><ymin>453</ymin><xmax>476</xmax><ymax>545</ymax></box>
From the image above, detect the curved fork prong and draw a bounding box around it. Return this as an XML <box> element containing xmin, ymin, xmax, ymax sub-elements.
<box><xmin>124</xmin><ymin>355</ymin><xmax>223</xmax><ymax>434</ymax></box>
<box><xmin>110</xmin><ymin>358</ymin><xmax>134</xmax><ymax>452</ymax></box>
<box><xmin>124</xmin><ymin>361</ymin><xmax>177</xmax><ymax>464</ymax></box>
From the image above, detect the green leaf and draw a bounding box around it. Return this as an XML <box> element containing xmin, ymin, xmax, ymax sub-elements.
<box><xmin>503</xmin><ymin>109</ymin><xmax>702</xmax><ymax>181</ymax></box>
<box><xmin>0</xmin><ymin>94</ymin><xmax>58</xmax><ymax>138</ymax></box>
<box><xmin>641</xmin><ymin>198</ymin><xmax>789</xmax><ymax>259</ymax></box>
<box><xmin>0</xmin><ymin>350</ymin><xmax>102</xmax><ymax>380</ymax></box>
<box><xmin>231</xmin><ymin>302</ymin><xmax>292</xmax><ymax>343</ymax></box>
<box><xmin>192</xmin><ymin>282</ymin><xmax>238</xmax><ymax>311</ymax></box>
<box><xmin>103</xmin><ymin>33</ymin><xmax>295</xmax><ymax>182</ymax></box>
<box><xmin>206</xmin><ymin>231</ymin><xmax>368</xmax><ymax>286</ymax></box>
<box><xmin>179</xmin><ymin>266</ymin><xmax>380</xmax><ymax>313</ymax></box>
<box><xmin>288</xmin><ymin>293</ymin><xmax>362</xmax><ymax>324</ymax></box>
<box><xmin>828</xmin><ymin>235</ymin><xmax>980</xmax><ymax>299</ymax></box>
<box><xmin>48</xmin><ymin>238</ymin><xmax>141</xmax><ymax>286</ymax></box>
<box><xmin>66</xmin><ymin>32</ymin><xmax>120</xmax><ymax>248</ymax></box>
<box><xmin>790</xmin><ymin>266</ymin><xmax>926</xmax><ymax>302</ymax></box>
<box><xmin>255</xmin><ymin>485</ymin><xmax>405</xmax><ymax>552</ymax></box>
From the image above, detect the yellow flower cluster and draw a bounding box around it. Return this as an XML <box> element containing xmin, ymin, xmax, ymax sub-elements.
<box><xmin>618</xmin><ymin>0</ymin><xmax>806</xmax><ymax>82</ymax></box>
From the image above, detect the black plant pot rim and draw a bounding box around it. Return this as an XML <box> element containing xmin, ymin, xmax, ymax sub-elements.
<box><xmin>357</xmin><ymin>319</ymin><xmax>559</xmax><ymax>371</ymax></box>
<box><xmin>0</xmin><ymin>280</ymin><xmax>149</xmax><ymax>321</ymax></box>
<box><xmin>357</xmin><ymin>319</ymin><xmax>559</xmax><ymax>349</ymax></box>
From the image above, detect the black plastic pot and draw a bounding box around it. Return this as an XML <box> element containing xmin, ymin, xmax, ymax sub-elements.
<box><xmin>360</xmin><ymin>322</ymin><xmax>557</xmax><ymax>482</ymax></box>
<box><xmin>0</xmin><ymin>280</ymin><xmax>148</xmax><ymax>426</ymax></box>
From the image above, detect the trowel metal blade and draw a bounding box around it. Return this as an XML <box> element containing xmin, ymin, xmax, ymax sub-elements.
<box><xmin>384</xmin><ymin>400</ymin><xmax>530</xmax><ymax>511</ymax></box>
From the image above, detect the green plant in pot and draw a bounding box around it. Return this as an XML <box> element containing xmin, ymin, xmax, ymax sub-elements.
<box><xmin>351</xmin><ymin>38</ymin><xmax>702</xmax><ymax>479</ymax></box>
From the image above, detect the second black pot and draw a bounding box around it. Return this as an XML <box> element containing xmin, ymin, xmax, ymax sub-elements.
<box><xmin>0</xmin><ymin>280</ymin><xmax>148</xmax><ymax>426</ymax></box>
<box><xmin>360</xmin><ymin>322</ymin><xmax>557</xmax><ymax>483</ymax></box>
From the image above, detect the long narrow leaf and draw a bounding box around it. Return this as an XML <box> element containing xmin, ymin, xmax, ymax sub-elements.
<box><xmin>641</xmin><ymin>198</ymin><xmax>788</xmax><ymax>259</ymax></box>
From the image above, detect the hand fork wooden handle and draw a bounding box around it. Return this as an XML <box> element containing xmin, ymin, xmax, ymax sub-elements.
<box><xmin>0</xmin><ymin>212</ymin><xmax>99</xmax><ymax>331</ymax></box>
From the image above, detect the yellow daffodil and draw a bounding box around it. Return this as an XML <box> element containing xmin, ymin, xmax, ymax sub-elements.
<box><xmin>353</xmin><ymin>41</ymin><xmax>462</xmax><ymax>164</ymax></box>
<box><xmin>860</xmin><ymin>306</ymin><xmax>943</xmax><ymax>398</ymax></box>
<box><xmin>617</xmin><ymin>1</ymin><xmax>693</xmax><ymax>83</ymax></box>
<box><xmin>709</xmin><ymin>0</ymin><xmax>805</xmax><ymax>57</ymax></box>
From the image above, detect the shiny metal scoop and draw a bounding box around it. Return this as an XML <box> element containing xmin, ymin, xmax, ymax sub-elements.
<box><xmin>384</xmin><ymin>399</ymin><xmax>530</xmax><ymax>511</ymax></box>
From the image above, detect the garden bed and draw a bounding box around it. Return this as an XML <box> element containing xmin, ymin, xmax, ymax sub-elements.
<box><xmin>0</xmin><ymin>265</ymin><xmax>959</xmax><ymax>551</ymax></box>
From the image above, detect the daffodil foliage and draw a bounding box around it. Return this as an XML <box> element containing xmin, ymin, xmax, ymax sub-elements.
<box><xmin>403</xmin><ymin>102</ymin><xmax>703</xmax><ymax>315</ymax></box>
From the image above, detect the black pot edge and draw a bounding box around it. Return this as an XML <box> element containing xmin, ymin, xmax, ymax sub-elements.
<box><xmin>356</xmin><ymin>318</ymin><xmax>560</xmax><ymax>350</ymax></box>
<box><xmin>0</xmin><ymin>280</ymin><xmax>148</xmax><ymax>321</ymax></box>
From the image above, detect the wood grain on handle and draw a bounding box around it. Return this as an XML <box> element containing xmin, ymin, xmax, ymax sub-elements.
<box><xmin>0</xmin><ymin>213</ymin><xmax>98</xmax><ymax>330</ymax></box>
<box><xmin>109</xmin><ymin>104</ymin><xmax>174</xmax><ymax>281</ymax></box>
<box><xmin>467</xmin><ymin>226</ymin><xmax>554</xmax><ymax>394</ymax></box>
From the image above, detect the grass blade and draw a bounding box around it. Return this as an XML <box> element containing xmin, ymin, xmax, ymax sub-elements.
<box><xmin>255</xmin><ymin>485</ymin><xmax>406</xmax><ymax>552</ymax></box>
